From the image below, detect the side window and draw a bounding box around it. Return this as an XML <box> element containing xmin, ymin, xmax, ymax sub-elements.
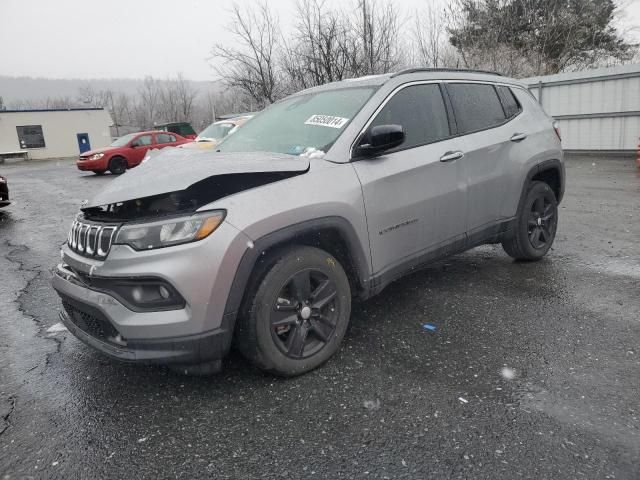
<box><xmin>447</xmin><ymin>83</ymin><xmax>506</xmax><ymax>133</ymax></box>
<box><xmin>369</xmin><ymin>84</ymin><xmax>450</xmax><ymax>150</ymax></box>
<box><xmin>495</xmin><ymin>86</ymin><xmax>522</xmax><ymax>119</ymax></box>
<box><xmin>156</xmin><ymin>133</ymin><xmax>173</xmax><ymax>144</ymax></box>
<box><xmin>135</xmin><ymin>134</ymin><xmax>153</xmax><ymax>146</ymax></box>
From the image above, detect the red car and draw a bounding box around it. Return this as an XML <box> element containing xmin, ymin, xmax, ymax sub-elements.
<box><xmin>77</xmin><ymin>131</ymin><xmax>190</xmax><ymax>175</ymax></box>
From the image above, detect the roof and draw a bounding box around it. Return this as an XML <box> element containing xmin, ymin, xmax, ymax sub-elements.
<box><xmin>291</xmin><ymin>68</ymin><xmax>523</xmax><ymax>97</ymax></box>
<box><xmin>523</xmin><ymin>63</ymin><xmax>640</xmax><ymax>86</ymax></box>
<box><xmin>0</xmin><ymin>107</ymin><xmax>107</xmax><ymax>113</ymax></box>
<box><xmin>122</xmin><ymin>130</ymin><xmax>176</xmax><ymax>135</ymax></box>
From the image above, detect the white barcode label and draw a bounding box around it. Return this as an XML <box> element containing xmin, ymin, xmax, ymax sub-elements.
<box><xmin>304</xmin><ymin>115</ymin><xmax>349</xmax><ymax>129</ymax></box>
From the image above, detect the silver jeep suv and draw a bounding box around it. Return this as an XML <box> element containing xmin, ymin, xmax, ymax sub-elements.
<box><xmin>52</xmin><ymin>69</ymin><xmax>564</xmax><ymax>376</ymax></box>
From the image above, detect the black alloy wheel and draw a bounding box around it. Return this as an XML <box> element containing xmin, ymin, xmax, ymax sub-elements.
<box><xmin>236</xmin><ymin>245</ymin><xmax>351</xmax><ymax>376</ymax></box>
<box><xmin>527</xmin><ymin>194</ymin><xmax>556</xmax><ymax>249</ymax></box>
<box><xmin>502</xmin><ymin>181</ymin><xmax>558</xmax><ymax>260</ymax></box>
<box><xmin>270</xmin><ymin>269</ymin><xmax>338</xmax><ymax>359</ymax></box>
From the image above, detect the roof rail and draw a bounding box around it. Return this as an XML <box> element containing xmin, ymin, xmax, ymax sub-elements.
<box><xmin>390</xmin><ymin>68</ymin><xmax>503</xmax><ymax>78</ymax></box>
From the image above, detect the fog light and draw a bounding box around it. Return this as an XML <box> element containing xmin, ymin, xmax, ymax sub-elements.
<box><xmin>86</xmin><ymin>277</ymin><xmax>185</xmax><ymax>312</ymax></box>
<box><xmin>131</xmin><ymin>287</ymin><xmax>143</xmax><ymax>302</ymax></box>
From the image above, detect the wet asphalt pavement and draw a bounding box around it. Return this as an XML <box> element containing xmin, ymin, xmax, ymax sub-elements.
<box><xmin>0</xmin><ymin>156</ymin><xmax>638</xmax><ymax>479</ymax></box>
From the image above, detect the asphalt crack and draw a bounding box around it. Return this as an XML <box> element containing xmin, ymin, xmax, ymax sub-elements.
<box><xmin>0</xmin><ymin>396</ymin><xmax>16</xmax><ymax>436</ymax></box>
<box><xmin>3</xmin><ymin>240</ymin><xmax>65</xmax><ymax>370</ymax></box>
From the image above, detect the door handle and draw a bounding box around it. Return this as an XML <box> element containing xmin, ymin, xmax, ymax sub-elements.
<box><xmin>439</xmin><ymin>151</ymin><xmax>464</xmax><ymax>162</ymax></box>
<box><xmin>510</xmin><ymin>133</ymin><xmax>527</xmax><ymax>142</ymax></box>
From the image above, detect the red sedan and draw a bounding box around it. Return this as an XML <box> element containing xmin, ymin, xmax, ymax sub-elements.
<box><xmin>77</xmin><ymin>131</ymin><xmax>190</xmax><ymax>175</ymax></box>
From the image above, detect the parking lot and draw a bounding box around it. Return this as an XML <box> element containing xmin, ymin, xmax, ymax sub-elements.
<box><xmin>0</xmin><ymin>155</ymin><xmax>638</xmax><ymax>479</ymax></box>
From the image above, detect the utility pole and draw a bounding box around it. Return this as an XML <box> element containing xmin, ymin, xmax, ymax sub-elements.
<box><xmin>108</xmin><ymin>91</ymin><xmax>119</xmax><ymax>137</ymax></box>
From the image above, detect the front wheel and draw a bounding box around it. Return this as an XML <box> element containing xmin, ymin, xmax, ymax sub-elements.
<box><xmin>502</xmin><ymin>181</ymin><xmax>558</xmax><ymax>260</ymax></box>
<box><xmin>108</xmin><ymin>156</ymin><xmax>127</xmax><ymax>175</ymax></box>
<box><xmin>236</xmin><ymin>246</ymin><xmax>352</xmax><ymax>376</ymax></box>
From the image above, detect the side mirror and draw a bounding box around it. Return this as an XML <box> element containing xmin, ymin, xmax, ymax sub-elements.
<box><xmin>130</xmin><ymin>142</ymin><xmax>139</xmax><ymax>148</ymax></box>
<box><xmin>355</xmin><ymin>124</ymin><xmax>405</xmax><ymax>158</ymax></box>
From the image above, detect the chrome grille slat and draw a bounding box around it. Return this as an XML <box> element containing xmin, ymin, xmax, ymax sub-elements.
<box><xmin>85</xmin><ymin>226</ymin><xmax>99</xmax><ymax>255</ymax></box>
<box><xmin>67</xmin><ymin>219</ymin><xmax>117</xmax><ymax>259</ymax></box>
<box><xmin>78</xmin><ymin>224</ymin><xmax>88</xmax><ymax>252</ymax></box>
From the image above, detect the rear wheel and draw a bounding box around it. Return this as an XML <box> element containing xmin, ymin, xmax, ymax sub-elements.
<box><xmin>502</xmin><ymin>181</ymin><xmax>558</xmax><ymax>260</ymax></box>
<box><xmin>236</xmin><ymin>246</ymin><xmax>351</xmax><ymax>376</ymax></box>
<box><xmin>108</xmin><ymin>156</ymin><xmax>127</xmax><ymax>175</ymax></box>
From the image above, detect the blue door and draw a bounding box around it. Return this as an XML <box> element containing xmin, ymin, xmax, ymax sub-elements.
<box><xmin>77</xmin><ymin>133</ymin><xmax>91</xmax><ymax>153</ymax></box>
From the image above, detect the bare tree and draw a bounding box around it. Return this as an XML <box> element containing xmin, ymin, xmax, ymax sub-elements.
<box><xmin>135</xmin><ymin>76</ymin><xmax>161</xmax><ymax>128</ymax></box>
<box><xmin>77</xmin><ymin>83</ymin><xmax>110</xmax><ymax>107</ymax></box>
<box><xmin>283</xmin><ymin>0</ymin><xmax>355</xmax><ymax>90</ymax></box>
<box><xmin>411</xmin><ymin>1</ymin><xmax>460</xmax><ymax>68</ymax></box>
<box><xmin>353</xmin><ymin>0</ymin><xmax>403</xmax><ymax>75</ymax></box>
<box><xmin>210</xmin><ymin>2</ymin><xmax>283</xmax><ymax>107</ymax></box>
<box><xmin>174</xmin><ymin>73</ymin><xmax>198</xmax><ymax>122</ymax></box>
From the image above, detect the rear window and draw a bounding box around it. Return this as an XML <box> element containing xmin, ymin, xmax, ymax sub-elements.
<box><xmin>496</xmin><ymin>86</ymin><xmax>521</xmax><ymax>119</ymax></box>
<box><xmin>447</xmin><ymin>83</ymin><xmax>506</xmax><ymax>134</ymax></box>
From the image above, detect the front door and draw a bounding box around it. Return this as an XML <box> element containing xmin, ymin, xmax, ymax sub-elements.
<box><xmin>77</xmin><ymin>133</ymin><xmax>91</xmax><ymax>153</ymax></box>
<box><xmin>129</xmin><ymin>134</ymin><xmax>154</xmax><ymax>166</ymax></box>
<box><xmin>352</xmin><ymin>83</ymin><xmax>467</xmax><ymax>276</ymax></box>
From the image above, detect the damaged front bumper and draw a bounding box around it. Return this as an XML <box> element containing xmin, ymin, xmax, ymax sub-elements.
<box><xmin>51</xmin><ymin>220</ymin><xmax>251</xmax><ymax>366</ymax></box>
<box><xmin>58</xmin><ymin>291</ymin><xmax>233</xmax><ymax>364</ymax></box>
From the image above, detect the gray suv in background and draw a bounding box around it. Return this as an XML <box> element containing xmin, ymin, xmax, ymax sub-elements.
<box><xmin>52</xmin><ymin>68</ymin><xmax>564</xmax><ymax>376</ymax></box>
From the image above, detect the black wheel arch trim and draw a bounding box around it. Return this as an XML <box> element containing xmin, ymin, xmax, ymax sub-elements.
<box><xmin>223</xmin><ymin>216</ymin><xmax>372</xmax><ymax>320</ymax></box>
<box><xmin>522</xmin><ymin>159</ymin><xmax>565</xmax><ymax>205</ymax></box>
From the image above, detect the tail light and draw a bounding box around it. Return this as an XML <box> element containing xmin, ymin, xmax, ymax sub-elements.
<box><xmin>553</xmin><ymin>120</ymin><xmax>561</xmax><ymax>141</ymax></box>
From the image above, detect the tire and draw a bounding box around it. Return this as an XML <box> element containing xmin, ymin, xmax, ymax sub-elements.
<box><xmin>108</xmin><ymin>156</ymin><xmax>127</xmax><ymax>175</ymax></box>
<box><xmin>502</xmin><ymin>181</ymin><xmax>558</xmax><ymax>260</ymax></box>
<box><xmin>236</xmin><ymin>246</ymin><xmax>352</xmax><ymax>376</ymax></box>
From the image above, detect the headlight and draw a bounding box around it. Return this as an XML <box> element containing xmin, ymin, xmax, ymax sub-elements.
<box><xmin>114</xmin><ymin>211</ymin><xmax>225</xmax><ymax>250</ymax></box>
<box><xmin>89</xmin><ymin>153</ymin><xmax>104</xmax><ymax>160</ymax></box>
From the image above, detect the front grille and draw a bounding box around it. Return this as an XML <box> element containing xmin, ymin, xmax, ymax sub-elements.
<box><xmin>61</xmin><ymin>299</ymin><xmax>121</xmax><ymax>342</ymax></box>
<box><xmin>67</xmin><ymin>218</ymin><xmax>118</xmax><ymax>259</ymax></box>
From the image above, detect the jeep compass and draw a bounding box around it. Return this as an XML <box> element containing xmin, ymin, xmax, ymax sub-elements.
<box><xmin>52</xmin><ymin>68</ymin><xmax>564</xmax><ymax>376</ymax></box>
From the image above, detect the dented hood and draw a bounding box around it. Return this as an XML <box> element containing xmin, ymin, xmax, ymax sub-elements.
<box><xmin>85</xmin><ymin>148</ymin><xmax>309</xmax><ymax>208</ymax></box>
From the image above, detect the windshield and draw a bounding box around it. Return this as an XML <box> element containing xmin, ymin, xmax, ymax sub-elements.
<box><xmin>198</xmin><ymin>122</ymin><xmax>236</xmax><ymax>141</ymax></box>
<box><xmin>110</xmin><ymin>133</ymin><xmax>137</xmax><ymax>147</ymax></box>
<box><xmin>217</xmin><ymin>87</ymin><xmax>376</xmax><ymax>155</ymax></box>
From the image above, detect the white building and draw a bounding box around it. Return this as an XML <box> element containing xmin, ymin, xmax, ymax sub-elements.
<box><xmin>0</xmin><ymin>108</ymin><xmax>113</xmax><ymax>160</ymax></box>
<box><xmin>524</xmin><ymin>63</ymin><xmax>640</xmax><ymax>154</ymax></box>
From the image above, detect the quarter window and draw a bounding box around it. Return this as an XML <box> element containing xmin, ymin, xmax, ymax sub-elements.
<box><xmin>447</xmin><ymin>83</ymin><xmax>506</xmax><ymax>134</ymax></box>
<box><xmin>16</xmin><ymin>125</ymin><xmax>45</xmax><ymax>149</ymax></box>
<box><xmin>496</xmin><ymin>86</ymin><xmax>521</xmax><ymax>119</ymax></box>
<box><xmin>369</xmin><ymin>84</ymin><xmax>450</xmax><ymax>150</ymax></box>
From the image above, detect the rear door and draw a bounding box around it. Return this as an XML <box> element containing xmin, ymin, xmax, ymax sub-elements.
<box><xmin>352</xmin><ymin>83</ymin><xmax>467</xmax><ymax>276</ymax></box>
<box><xmin>445</xmin><ymin>82</ymin><xmax>520</xmax><ymax>237</ymax></box>
<box><xmin>156</xmin><ymin>133</ymin><xmax>181</xmax><ymax>148</ymax></box>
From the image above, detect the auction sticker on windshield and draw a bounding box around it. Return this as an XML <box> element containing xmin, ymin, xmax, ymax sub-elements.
<box><xmin>305</xmin><ymin>115</ymin><xmax>349</xmax><ymax>129</ymax></box>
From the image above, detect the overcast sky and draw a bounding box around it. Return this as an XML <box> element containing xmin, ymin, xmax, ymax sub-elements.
<box><xmin>1</xmin><ymin>0</ymin><xmax>639</xmax><ymax>81</ymax></box>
